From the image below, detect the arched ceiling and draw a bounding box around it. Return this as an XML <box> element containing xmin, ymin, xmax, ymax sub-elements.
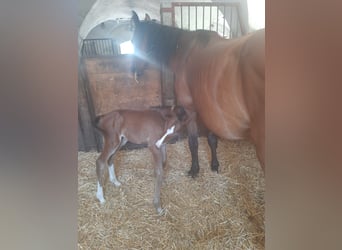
<box><xmin>79</xmin><ymin>0</ymin><xmax>160</xmax><ymax>45</ymax></box>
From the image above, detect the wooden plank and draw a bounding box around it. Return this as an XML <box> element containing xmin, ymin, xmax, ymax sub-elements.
<box><xmin>84</xmin><ymin>54</ymin><xmax>133</xmax><ymax>74</ymax></box>
<box><xmin>78</xmin><ymin>64</ymin><xmax>99</xmax><ymax>151</ymax></box>
<box><xmin>84</xmin><ymin>55</ymin><xmax>162</xmax><ymax>116</ymax></box>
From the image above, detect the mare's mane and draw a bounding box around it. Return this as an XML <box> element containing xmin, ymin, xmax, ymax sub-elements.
<box><xmin>134</xmin><ymin>21</ymin><xmax>183</xmax><ymax>65</ymax></box>
<box><xmin>133</xmin><ymin>20</ymin><xmax>220</xmax><ymax>66</ymax></box>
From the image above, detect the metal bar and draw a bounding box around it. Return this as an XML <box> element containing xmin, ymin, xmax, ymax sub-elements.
<box><xmin>210</xmin><ymin>6</ymin><xmax>212</xmax><ymax>31</ymax></box>
<box><xmin>236</xmin><ymin>3</ymin><xmax>246</xmax><ymax>35</ymax></box>
<box><xmin>223</xmin><ymin>6</ymin><xmax>226</xmax><ymax>37</ymax></box>
<box><xmin>87</xmin><ymin>42</ymin><xmax>90</xmax><ymax>56</ymax></box>
<box><xmin>100</xmin><ymin>40</ymin><xmax>103</xmax><ymax>55</ymax></box>
<box><xmin>109</xmin><ymin>40</ymin><xmax>111</xmax><ymax>54</ymax></box>
<box><xmin>195</xmin><ymin>6</ymin><xmax>197</xmax><ymax>29</ymax></box>
<box><xmin>188</xmin><ymin>6</ymin><xmax>190</xmax><ymax>30</ymax></box>
<box><xmin>160</xmin><ymin>7</ymin><xmax>173</xmax><ymax>12</ymax></box>
<box><xmin>230</xmin><ymin>7</ymin><xmax>233</xmax><ymax>38</ymax></box>
<box><xmin>180</xmin><ymin>6</ymin><xmax>183</xmax><ymax>29</ymax></box>
<box><xmin>171</xmin><ymin>2</ymin><xmax>235</xmax><ymax>7</ymax></box>
<box><xmin>94</xmin><ymin>41</ymin><xmax>98</xmax><ymax>55</ymax></box>
<box><xmin>111</xmin><ymin>39</ymin><xmax>115</xmax><ymax>55</ymax></box>
<box><xmin>202</xmin><ymin>6</ymin><xmax>204</xmax><ymax>29</ymax></box>
<box><xmin>86</xmin><ymin>41</ymin><xmax>90</xmax><ymax>56</ymax></box>
<box><xmin>160</xmin><ymin>7</ymin><xmax>163</xmax><ymax>25</ymax></box>
<box><xmin>216</xmin><ymin>5</ymin><xmax>219</xmax><ymax>33</ymax></box>
<box><xmin>82</xmin><ymin>41</ymin><xmax>86</xmax><ymax>56</ymax></box>
<box><xmin>171</xmin><ymin>3</ymin><xmax>175</xmax><ymax>26</ymax></box>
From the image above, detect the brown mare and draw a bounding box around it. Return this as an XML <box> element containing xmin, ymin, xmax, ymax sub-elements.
<box><xmin>94</xmin><ymin>106</ymin><xmax>187</xmax><ymax>213</ymax></box>
<box><xmin>131</xmin><ymin>12</ymin><xmax>265</xmax><ymax>176</ymax></box>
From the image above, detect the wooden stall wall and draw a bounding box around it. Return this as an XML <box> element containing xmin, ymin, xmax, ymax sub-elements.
<box><xmin>78</xmin><ymin>54</ymin><xmax>162</xmax><ymax>151</ymax></box>
<box><xmin>85</xmin><ymin>54</ymin><xmax>161</xmax><ymax>115</ymax></box>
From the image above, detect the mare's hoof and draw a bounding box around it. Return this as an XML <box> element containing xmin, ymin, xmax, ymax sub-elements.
<box><xmin>211</xmin><ymin>165</ymin><xmax>219</xmax><ymax>173</ymax></box>
<box><xmin>187</xmin><ymin>169</ymin><xmax>199</xmax><ymax>178</ymax></box>
<box><xmin>211</xmin><ymin>160</ymin><xmax>219</xmax><ymax>173</ymax></box>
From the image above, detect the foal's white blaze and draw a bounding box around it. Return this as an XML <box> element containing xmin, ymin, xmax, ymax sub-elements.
<box><xmin>108</xmin><ymin>164</ymin><xmax>121</xmax><ymax>187</ymax></box>
<box><xmin>155</xmin><ymin>125</ymin><xmax>175</xmax><ymax>148</ymax></box>
<box><xmin>96</xmin><ymin>182</ymin><xmax>105</xmax><ymax>203</ymax></box>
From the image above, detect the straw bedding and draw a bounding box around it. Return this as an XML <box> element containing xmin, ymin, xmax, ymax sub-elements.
<box><xmin>78</xmin><ymin>138</ymin><xmax>265</xmax><ymax>249</ymax></box>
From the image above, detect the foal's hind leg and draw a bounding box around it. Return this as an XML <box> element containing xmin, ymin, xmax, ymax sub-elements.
<box><xmin>96</xmin><ymin>134</ymin><xmax>121</xmax><ymax>203</ymax></box>
<box><xmin>150</xmin><ymin>146</ymin><xmax>164</xmax><ymax>214</ymax></box>
<box><xmin>107</xmin><ymin>137</ymin><xmax>127</xmax><ymax>187</ymax></box>
<box><xmin>207</xmin><ymin>132</ymin><xmax>219</xmax><ymax>172</ymax></box>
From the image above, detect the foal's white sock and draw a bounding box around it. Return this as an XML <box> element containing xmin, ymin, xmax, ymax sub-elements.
<box><xmin>109</xmin><ymin>164</ymin><xmax>121</xmax><ymax>186</ymax></box>
<box><xmin>96</xmin><ymin>182</ymin><xmax>105</xmax><ymax>203</ymax></box>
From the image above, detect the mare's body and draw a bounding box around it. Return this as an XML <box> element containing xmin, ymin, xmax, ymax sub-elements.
<box><xmin>131</xmin><ymin>12</ymin><xmax>264</xmax><ymax>176</ymax></box>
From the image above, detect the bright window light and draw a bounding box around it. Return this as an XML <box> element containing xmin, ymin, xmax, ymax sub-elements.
<box><xmin>120</xmin><ymin>40</ymin><xmax>134</xmax><ymax>54</ymax></box>
<box><xmin>247</xmin><ymin>0</ymin><xmax>265</xmax><ymax>30</ymax></box>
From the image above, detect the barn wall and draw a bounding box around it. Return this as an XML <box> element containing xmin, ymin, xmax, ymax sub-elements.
<box><xmin>84</xmin><ymin>54</ymin><xmax>162</xmax><ymax>115</ymax></box>
<box><xmin>78</xmin><ymin>62</ymin><xmax>100</xmax><ymax>151</ymax></box>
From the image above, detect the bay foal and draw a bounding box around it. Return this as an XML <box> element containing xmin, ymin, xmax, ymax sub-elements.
<box><xmin>94</xmin><ymin>106</ymin><xmax>187</xmax><ymax>213</ymax></box>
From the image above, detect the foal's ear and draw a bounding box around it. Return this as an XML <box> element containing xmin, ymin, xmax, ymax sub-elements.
<box><xmin>145</xmin><ymin>13</ymin><xmax>151</xmax><ymax>21</ymax></box>
<box><xmin>132</xmin><ymin>11</ymin><xmax>140</xmax><ymax>25</ymax></box>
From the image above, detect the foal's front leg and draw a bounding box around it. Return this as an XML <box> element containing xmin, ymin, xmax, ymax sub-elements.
<box><xmin>150</xmin><ymin>146</ymin><xmax>164</xmax><ymax>214</ymax></box>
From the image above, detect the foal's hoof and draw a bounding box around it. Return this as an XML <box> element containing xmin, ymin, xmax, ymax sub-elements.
<box><xmin>111</xmin><ymin>180</ymin><xmax>122</xmax><ymax>187</ymax></box>
<box><xmin>97</xmin><ymin>197</ymin><xmax>106</xmax><ymax>204</ymax></box>
<box><xmin>96</xmin><ymin>193</ymin><xmax>106</xmax><ymax>204</ymax></box>
<box><xmin>187</xmin><ymin>169</ymin><xmax>199</xmax><ymax>178</ymax></box>
<box><xmin>156</xmin><ymin>207</ymin><xmax>165</xmax><ymax>215</ymax></box>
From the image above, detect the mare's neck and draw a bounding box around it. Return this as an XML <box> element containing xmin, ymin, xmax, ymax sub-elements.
<box><xmin>152</xmin><ymin>24</ymin><xmax>186</xmax><ymax>66</ymax></box>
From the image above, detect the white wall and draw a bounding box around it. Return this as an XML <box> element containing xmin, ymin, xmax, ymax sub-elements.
<box><xmin>78</xmin><ymin>0</ymin><xmax>263</xmax><ymax>51</ymax></box>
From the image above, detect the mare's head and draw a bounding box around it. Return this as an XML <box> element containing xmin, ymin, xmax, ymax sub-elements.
<box><xmin>131</xmin><ymin>11</ymin><xmax>181</xmax><ymax>80</ymax></box>
<box><xmin>131</xmin><ymin>11</ymin><xmax>156</xmax><ymax>79</ymax></box>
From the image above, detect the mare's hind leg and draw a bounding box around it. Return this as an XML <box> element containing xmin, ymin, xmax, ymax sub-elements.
<box><xmin>207</xmin><ymin>132</ymin><xmax>219</xmax><ymax>172</ymax></box>
<box><xmin>187</xmin><ymin>117</ymin><xmax>200</xmax><ymax>178</ymax></box>
<box><xmin>107</xmin><ymin>136</ymin><xmax>128</xmax><ymax>187</ymax></box>
<box><xmin>150</xmin><ymin>145</ymin><xmax>164</xmax><ymax>214</ymax></box>
<box><xmin>96</xmin><ymin>134</ymin><xmax>121</xmax><ymax>203</ymax></box>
